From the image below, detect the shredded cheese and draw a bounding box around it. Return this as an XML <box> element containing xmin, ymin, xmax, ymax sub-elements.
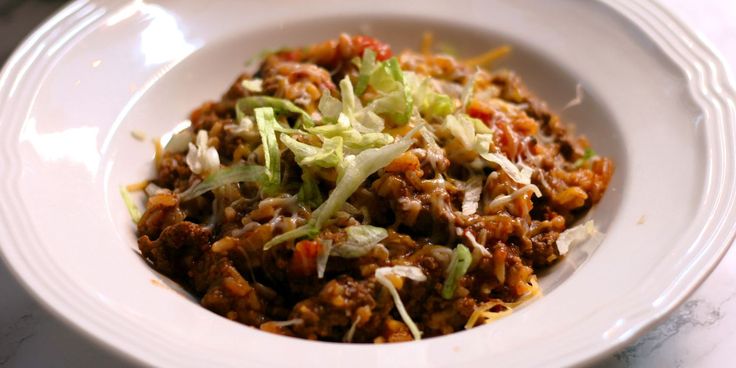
<box><xmin>263</xmin><ymin>319</ymin><xmax>304</xmax><ymax>328</ymax></box>
<box><xmin>125</xmin><ymin>180</ymin><xmax>149</xmax><ymax>192</ymax></box>
<box><xmin>420</xmin><ymin>32</ymin><xmax>434</xmax><ymax>55</ymax></box>
<box><xmin>463</xmin><ymin>45</ymin><xmax>512</xmax><ymax>67</ymax></box>
<box><xmin>153</xmin><ymin>138</ymin><xmax>163</xmax><ymax>169</ymax></box>
<box><xmin>487</xmin><ymin>184</ymin><xmax>542</xmax><ymax>210</ymax></box>
<box><xmin>420</xmin><ymin>127</ymin><xmax>445</xmax><ymax>171</ymax></box>
<box><xmin>465</xmin><ymin>275</ymin><xmax>541</xmax><ymax>329</ymax></box>
<box><xmin>480</xmin><ymin>152</ymin><xmax>533</xmax><ymax>185</ymax></box>
<box><xmin>464</xmin><ymin>230</ymin><xmax>491</xmax><ymax>257</ymax></box>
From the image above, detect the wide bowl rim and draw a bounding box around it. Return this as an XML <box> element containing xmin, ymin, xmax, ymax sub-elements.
<box><xmin>1</xmin><ymin>0</ymin><xmax>735</xmax><ymax>367</ymax></box>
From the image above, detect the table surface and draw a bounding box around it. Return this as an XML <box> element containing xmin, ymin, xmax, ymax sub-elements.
<box><xmin>1</xmin><ymin>0</ymin><xmax>735</xmax><ymax>367</ymax></box>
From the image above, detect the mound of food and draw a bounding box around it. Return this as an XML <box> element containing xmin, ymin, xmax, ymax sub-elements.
<box><xmin>126</xmin><ymin>34</ymin><xmax>613</xmax><ymax>343</ymax></box>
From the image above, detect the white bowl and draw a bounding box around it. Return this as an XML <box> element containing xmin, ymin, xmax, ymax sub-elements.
<box><xmin>1</xmin><ymin>0</ymin><xmax>735</xmax><ymax>366</ymax></box>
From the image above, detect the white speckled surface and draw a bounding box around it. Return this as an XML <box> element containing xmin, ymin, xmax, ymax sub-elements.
<box><xmin>0</xmin><ymin>0</ymin><xmax>734</xmax><ymax>366</ymax></box>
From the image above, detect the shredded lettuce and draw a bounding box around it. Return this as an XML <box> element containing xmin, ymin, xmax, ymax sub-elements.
<box><xmin>446</xmin><ymin>113</ymin><xmax>492</xmax><ymax>152</ymax></box>
<box><xmin>445</xmin><ymin>114</ymin><xmax>476</xmax><ymax>149</ymax></box>
<box><xmin>441</xmin><ymin>244</ymin><xmax>472</xmax><ymax>299</ymax></box>
<box><xmin>404</xmin><ymin>72</ymin><xmax>454</xmax><ymax>118</ymax></box>
<box><xmin>263</xmin><ymin>225</ymin><xmax>319</xmax><ymax>250</ymax></box>
<box><xmin>367</xmin><ymin>90</ymin><xmax>410</xmax><ymax>125</ymax></box>
<box><xmin>241</xmin><ymin>78</ymin><xmax>263</xmax><ymax>93</ymax></box>
<box><xmin>573</xmin><ymin>147</ymin><xmax>597</xmax><ymax>168</ymax></box>
<box><xmin>366</xmin><ymin>57</ymin><xmax>413</xmax><ymax>124</ymax></box>
<box><xmin>309</xmin><ymin>112</ymin><xmax>351</xmax><ymax>136</ymax></box>
<box><xmin>254</xmin><ymin>108</ymin><xmax>281</xmax><ymax>194</ymax></box>
<box><xmin>339</xmin><ymin>76</ymin><xmax>385</xmax><ymax>133</ymax></box>
<box><xmin>331</xmin><ymin>225</ymin><xmax>388</xmax><ymax>258</ymax></box>
<box><xmin>164</xmin><ymin>130</ymin><xmax>193</xmax><ymax>153</ymax></box>
<box><xmin>341</xmin><ymin>130</ymin><xmax>394</xmax><ymax>151</ymax></box>
<box><xmin>317</xmin><ymin>76</ymin><xmax>385</xmax><ymax>133</ymax></box>
<box><xmin>556</xmin><ymin>220</ymin><xmax>600</xmax><ymax>255</ymax></box>
<box><xmin>297</xmin><ymin>171</ymin><xmax>323</xmax><ymax>209</ymax></box>
<box><xmin>316</xmin><ymin>240</ymin><xmax>332</xmax><ymax>279</ymax></box>
<box><xmin>312</xmin><ymin>78</ymin><xmax>393</xmax><ymax>151</ymax></box>
<box><xmin>120</xmin><ymin>186</ymin><xmax>142</xmax><ymax>223</ymax></box>
<box><xmin>280</xmin><ymin>134</ymin><xmax>343</xmax><ymax>168</ymax></box>
<box><xmin>179</xmin><ymin>164</ymin><xmax>265</xmax><ymax>201</ymax></box>
<box><xmin>480</xmin><ymin>152</ymin><xmax>534</xmax><ymax>185</ymax></box>
<box><xmin>340</xmin><ymin>76</ymin><xmax>359</xmax><ymax>120</ymax></box>
<box><xmin>461</xmin><ymin>176</ymin><xmax>483</xmax><ymax>216</ymax></box>
<box><xmin>423</xmin><ymin>93</ymin><xmax>454</xmax><ymax>117</ymax></box>
<box><xmin>318</xmin><ymin>92</ymin><xmax>343</xmax><ymax>120</ymax></box>
<box><xmin>369</xmin><ymin>57</ymin><xmax>402</xmax><ymax>93</ymax></box>
<box><xmin>375</xmin><ymin>265</ymin><xmax>427</xmax><ymax>340</ymax></box>
<box><xmin>474</xmin><ymin>133</ymin><xmax>494</xmax><ymax>155</ymax></box>
<box><xmin>236</xmin><ymin>96</ymin><xmax>314</xmax><ymax>128</ymax></box>
<box><xmin>316</xmin><ymin>225</ymin><xmax>388</xmax><ymax>280</ymax></box>
<box><xmin>263</xmin><ymin>124</ymin><xmax>423</xmax><ymax>250</ymax></box>
<box><xmin>472</xmin><ymin>117</ymin><xmax>493</xmax><ymax>134</ymax></box>
<box><xmin>185</xmin><ymin>130</ymin><xmax>220</xmax><ymax>175</ymax></box>
<box><xmin>308</xmin><ymin>113</ymin><xmax>393</xmax><ymax>153</ymax></box>
<box><xmin>311</xmin><ymin>124</ymin><xmax>422</xmax><ymax>229</ymax></box>
<box><xmin>355</xmin><ymin>48</ymin><xmax>376</xmax><ymax>95</ymax></box>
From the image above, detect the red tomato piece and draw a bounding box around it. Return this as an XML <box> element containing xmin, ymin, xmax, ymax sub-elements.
<box><xmin>352</xmin><ymin>35</ymin><xmax>393</xmax><ymax>61</ymax></box>
<box><xmin>289</xmin><ymin>240</ymin><xmax>321</xmax><ymax>277</ymax></box>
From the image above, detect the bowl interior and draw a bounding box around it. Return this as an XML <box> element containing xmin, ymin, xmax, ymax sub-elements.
<box><xmin>105</xmin><ymin>14</ymin><xmax>628</xmax><ymax>303</ymax></box>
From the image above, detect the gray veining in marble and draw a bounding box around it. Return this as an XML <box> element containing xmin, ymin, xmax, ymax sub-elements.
<box><xmin>0</xmin><ymin>314</ymin><xmax>36</xmax><ymax>366</ymax></box>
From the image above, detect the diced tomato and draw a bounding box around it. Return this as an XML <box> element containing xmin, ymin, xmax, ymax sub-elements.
<box><xmin>352</xmin><ymin>35</ymin><xmax>393</xmax><ymax>61</ymax></box>
<box><xmin>289</xmin><ymin>240</ymin><xmax>321</xmax><ymax>277</ymax></box>
<box><xmin>275</xmin><ymin>49</ymin><xmax>302</xmax><ymax>62</ymax></box>
<box><xmin>467</xmin><ymin>101</ymin><xmax>493</xmax><ymax>124</ymax></box>
<box><xmin>495</xmin><ymin>121</ymin><xmax>517</xmax><ymax>157</ymax></box>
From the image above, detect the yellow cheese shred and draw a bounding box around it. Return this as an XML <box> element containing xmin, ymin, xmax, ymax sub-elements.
<box><xmin>463</xmin><ymin>45</ymin><xmax>512</xmax><ymax>67</ymax></box>
<box><xmin>153</xmin><ymin>138</ymin><xmax>163</xmax><ymax>169</ymax></box>
<box><xmin>464</xmin><ymin>275</ymin><xmax>541</xmax><ymax>329</ymax></box>
<box><xmin>125</xmin><ymin>180</ymin><xmax>149</xmax><ymax>192</ymax></box>
<box><xmin>421</xmin><ymin>32</ymin><xmax>434</xmax><ymax>55</ymax></box>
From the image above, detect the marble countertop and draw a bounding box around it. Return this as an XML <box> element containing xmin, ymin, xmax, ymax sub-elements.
<box><xmin>1</xmin><ymin>0</ymin><xmax>734</xmax><ymax>367</ymax></box>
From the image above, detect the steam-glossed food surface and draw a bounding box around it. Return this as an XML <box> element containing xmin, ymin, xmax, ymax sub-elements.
<box><xmin>127</xmin><ymin>34</ymin><xmax>614</xmax><ymax>343</ymax></box>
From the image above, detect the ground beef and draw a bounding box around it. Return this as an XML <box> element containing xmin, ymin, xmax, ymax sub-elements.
<box><xmin>134</xmin><ymin>34</ymin><xmax>613</xmax><ymax>343</ymax></box>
